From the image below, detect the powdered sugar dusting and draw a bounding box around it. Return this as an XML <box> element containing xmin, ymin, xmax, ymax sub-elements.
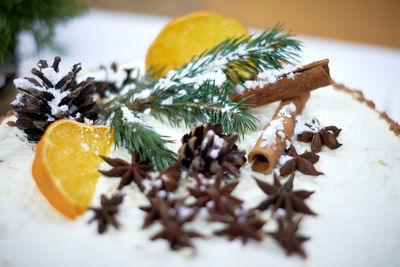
<box><xmin>260</xmin><ymin>118</ymin><xmax>285</xmax><ymax>148</ymax></box>
<box><xmin>46</xmin><ymin>88</ymin><xmax>70</xmax><ymax>117</ymax></box>
<box><xmin>41</xmin><ymin>67</ymin><xmax>65</xmax><ymax>86</ymax></box>
<box><xmin>121</xmin><ymin>106</ymin><xmax>142</xmax><ymax>124</ymax></box>
<box><xmin>14</xmin><ymin>78</ymin><xmax>42</xmax><ymax>92</ymax></box>
<box><xmin>277</xmin><ymin>103</ymin><xmax>297</xmax><ymax>118</ymax></box>
<box><xmin>243</xmin><ymin>64</ymin><xmax>300</xmax><ymax>90</ymax></box>
<box><xmin>81</xmin><ymin>143</ymin><xmax>90</xmax><ymax>152</ymax></box>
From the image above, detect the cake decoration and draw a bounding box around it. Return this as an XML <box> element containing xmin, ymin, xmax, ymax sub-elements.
<box><xmin>149</xmin><ymin>196</ymin><xmax>203</xmax><ymax>250</ymax></box>
<box><xmin>146</xmin><ymin>161</ymin><xmax>183</xmax><ymax>197</ymax></box>
<box><xmin>140</xmin><ymin>194</ymin><xmax>177</xmax><ymax>228</ymax></box>
<box><xmin>248</xmin><ymin>93</ymin><xmax>310</xmax><ymax>174</ymax></box>
<box><xmin>5</xmin><ymin>9</ymin><xmax>381</xmax><ymax>263</ymax></box>
<box><xmin>178</xmin><ymin>123</ymin><xmax>246</xmax><ymax>177</ymax></box>
<box><xmin>278</xmin><ymin>145</ymin><xmax>323</xmax><ymax>176</ymax></box>
<box><xmin>99</xmin><ymin>152</ymin><xmax>152</xmax><ymax>191</ymax></box>
<box><xmin>31</xmin><ymin>119</ymin><xmax>113</xmax><ymax>219</ymax></box>
<box><xmin>188</xmin><ymin>171</ymin><xmax>243</xmax><ymax>215</ymax></box>
<box><xmin>88</xmin><ymin>194</ymin><xmax>124</xmax><ymax>234</ymax></box>
<box><xmin>93</xmin><ymin>63</ymin><xmax>131</xmax><ymax>99</ymax></box>
<box><xmin>229</xmin><ymin>59</ymin><xmax>331</xmax><ymax>106</ymax></box>
<box><xmin>11</xmin><ymin>56</ymin><xmax>99</xmax><ymax>141</ymax></box>
<box><xmin>296</xmin><ymin>117</ymin><xmax>342</xmax><ymax>152</ymax></box>
<box><xmin>254</xmin><ymin>174</ymin><xmax>316</xmax><ymax>218</ymax></box>
<box><xmin>100</xmin><ymin>25</ymin><xmax>301</xmax><ymax>169</ymax></box>
<box><xmin>210</xmin><ymin>202</ymin><xmax>265</xmax><ymax>244</ymax></box>
<box><xmin>268</xmin><ymin>217</ymin><xmax>309</xmax><ymax>258</ymax></box>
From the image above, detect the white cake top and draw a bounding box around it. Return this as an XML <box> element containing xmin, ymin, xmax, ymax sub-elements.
<box><xmin>0</xmin><ymin>85</ymin><xmax>400</xmax><ymax>267</ymax></box>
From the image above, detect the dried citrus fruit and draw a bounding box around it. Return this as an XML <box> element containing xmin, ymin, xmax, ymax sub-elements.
<box><xmin>146</xmin><ymin>11</ymin><xmax>248</xmax><ymax>77</ymax></box>
<box><xmin>32</xmin><ymin>119</ymin><xmax>113</xmax><ymax>219</ymax></box>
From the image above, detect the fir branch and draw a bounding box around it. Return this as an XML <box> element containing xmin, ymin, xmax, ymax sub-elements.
<box><xmin>100</xmin><ymin>24</ymin><xmax>301</xmax><ymax>169</ymax></box>
<box><xmin>147</xmin><ymin>81</ymin><xmax>257</xmax><ymax>135</ymax></box>
<box><xmin>107</xmin><ymin>108</ymin><xmax>177</xmax><ymax>169</ymax></box>
<box><xmin>0</xmin><ymin>0</ymin><xmax>87</xmax><ymax>64</ymax></box>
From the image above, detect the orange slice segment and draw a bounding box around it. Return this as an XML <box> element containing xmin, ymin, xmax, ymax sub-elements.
<box><xmin>146</xmin><ymin>10</ymin><xmax>248</xmax><ymax>77</ymax></box>
<box><xmin>32</xmin><ymin>119</ymin><xmax>113</xmax><ymax>219</ymax></box>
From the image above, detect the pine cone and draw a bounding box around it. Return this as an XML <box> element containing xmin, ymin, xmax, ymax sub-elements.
<box><xmin>94</xmin><ymin>63</ymin><xmax>136</xmax><ymax>100</ymax></box>
<box><xmin>10</xmin><ymin>56</ymin><xmax>99</xmax><ymax>141</ymax></box>
<box><xmin>178</xmin><ymin>123</ymin><xmax>246</xmax><ymax>177</ymax></box>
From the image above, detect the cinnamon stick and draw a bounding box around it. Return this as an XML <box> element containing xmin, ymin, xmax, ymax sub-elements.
<box><xmin>248</xmin><ymin>93</ymin><xmax>310</xmax><ymax>174</ymax></box>
<box><xmin>229</xmin><ymin>59</ymin><xmax>331</xmax><ymax>106</ymax></box>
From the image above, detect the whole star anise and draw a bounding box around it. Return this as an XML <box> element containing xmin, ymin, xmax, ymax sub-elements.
<box><xmin>279</xmin><ymin>145</ymin><xmax>323</xmax><ymax>176</ymax></box>
<box><xmin>188</xmin><ymin>171</ymin><xmax>243</xmax><ymax>215</ymax></box>
<box><xmin>268</xmin><ymin>217</ymin><xmax>310</xmax><ymax>258</ymax></box>
<box><xmin>140</xmin><ymin>194</ymin><xmax>186</xmax><ymax>228</ymax></box>
<box><xmin>254</xmin><ymin>174</ymin><xmax>316</xmax><ymax>218</ymax></box>
<box><xmin>88</xmin><ymin>194</ymin><xmax>124</xmax><ymax>234</ymax></box>
<box><xmin>149</xmin><ymin>196</ymin><xmax>202</xmax><ymax>250</ymax></box>
<box><xmin>146</xmin><ymin>161</ymin><xmax>182</xmax><ymax>198</ymax></box>
<box><xmin>210</xmin><ymin>199</ymin><xmax>265</xmax><ymax>244</ymax></box>
<box><xmin>99</xmin><ymin>152</ymin><xmax>152</xmax><ymax>191</ymax></box>
<box><xmin>297</xmin><ymin>117</ymin><xmax>342</xmax><ymax>153</ymax></box>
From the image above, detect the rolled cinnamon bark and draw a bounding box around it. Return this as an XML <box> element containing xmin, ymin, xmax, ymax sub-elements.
<box><xmin>248</xmin><ymin>93</ymin><xmax>310</xmax><ymax>174</ymax></box>
<box><xmin>229</xmin><ymin>59</ymin><xmax>331</xmax><ymax>106</ymax></box>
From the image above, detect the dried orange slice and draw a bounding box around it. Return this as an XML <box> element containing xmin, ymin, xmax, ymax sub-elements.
<box><xmin>32</xmin><ymin>119</ymin><xmax>113</xmax><ymax>219</ymax></box>
<box><xmin>146</xmin><ymin>11</ymin><xmax>248</xmax><ymax>77</ymax></box>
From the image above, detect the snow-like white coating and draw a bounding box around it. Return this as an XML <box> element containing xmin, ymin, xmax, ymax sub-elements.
<box><xmin>242</xmin><ymin>64</ymin><xmax>300</xmax><ymax>91</ymax></box>
<box><xmin>1</xmin><ymin>83</ymin><xmax>400</xmax><ymax>267</ymax></box>
<box><xmin>153</xmin><ymin>43</ymin><xmax>252</xmax><ymax>93</ymax></box>
<box><xmin>46</xmin><ymin>88</ymin><xmax>70</xmax><ymax>117</ymax></box>
<box><xmin>209</xmin><ymin>148</ymin><xmax>220</xmax><ymax>159</ymax></box>
<box><xmin>41</xmin><ymin>67</ymin><xmax>66</xmax><ymax>86</ymax></box>
<box><xmin>14</xmin><ymin>78</ymin><xmax>42</xmax><ymax>92</ymax></box>
<box><xmin>161</xmin><ymin>96</ymin><xmax>173</xmax><ymax>105</ymax></box>
<box><xmin>277</xmin><ymin>103</ymin><xmax>297</xmax><ymax>118</ymax></box>
<box><xmin>260</xmin><ymin>118</ymin><xmax>284</xmax><ymax>148</ymax></box>
<box><xmin>80</xmin><ymin>143</ymin><xmax>90</xmax><ymax>152</ymax></box>
<box><xmin>133</xmin><ymin>89</ymin><xmax>152</xmax><ymax>100</ymax></box>
<box><xmin>13</xmin><ymin>66</ymin><xmax>76</xmax><ymax>121</ymax></box>
<box><xmin>121</xmin><ymin>106</ymin><xmax>141</xmax><ymax>123</ymax></box>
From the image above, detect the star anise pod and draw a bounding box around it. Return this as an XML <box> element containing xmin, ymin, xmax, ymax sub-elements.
<box><xmin>88</xmin><ymin>194</ymin><xmax>124</xmax><ymax>234</ymax></box>
<box><xmin>210</xmin><ymin>199</ymin><xmax>265</xmax><ymax>244</ymax></box>
<box><xmin>99</xmin><ymin>151</ymin><xmax>152</xmax><ymax>191</ymax></box>
<box><xmin>150</xmin><ymin>196</ymin><xmax>202</xmax><ymax>250</ymax></box>
<box><xmin>297</xmin><ymin>117</ymin><xmax>342</xmax><ymax>153</ymax></box>
<box><xmin>188</xmin><ymin>171</ymin><xmax>243</xmax><ymax>215</ymax></box>
<box><xmin>140</xmin><ymin>194</ymin><xmax>186</xmax><ymax>228</ymax></box>
<box><xmin>279</xmin><ymin>145</ymin><xmax>323</xmax><ymax>176</ymax></box>
<box><xmin>268</xmin><ymin>217</ymin><xmax>310</xmax><ymax>258</ymax></box>
<box><xmin>254</xmin><ymin>173</ymin><xmax>316</xmax><ymax>218</ymax></box>
<box><xmin>146</xmin><ymin>161</ymin><xmax>182</xmax><ymax>198</ymax></box>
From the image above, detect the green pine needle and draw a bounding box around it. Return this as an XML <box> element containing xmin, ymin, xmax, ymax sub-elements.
<box><xmin>107</xmin><ymin>109</ymin><xmax>177</xmax><ymax>169</ymax></box>
<box><xmin>100</xmin><ymin>24</ymin><xmax>302</xmax><ymax>169</ymax></box>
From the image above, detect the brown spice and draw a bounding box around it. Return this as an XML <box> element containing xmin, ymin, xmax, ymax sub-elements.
<box><xmin>254</xmin><ymin>173</ymin><xmax>316</xmax><ymax>218</ymax></box>
<box><xmin>99</xmin><ymin>152</ymin><xmax>152</xmax><ymax>191</ymax></box>
<box><xmin>229</xmin><ymin>59</ymin><xmax>331</xmax><ymax>106</ymax></box>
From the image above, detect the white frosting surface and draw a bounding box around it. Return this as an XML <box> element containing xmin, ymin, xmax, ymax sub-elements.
<box><xmin>1</xmin><ymin>85</ymin><xmax>400</xmax><ymax>267</ymax></box>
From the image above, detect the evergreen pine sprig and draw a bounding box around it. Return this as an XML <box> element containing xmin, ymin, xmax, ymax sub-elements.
<box><xmin>0</xmin><ymin>0</ymin><xmax>86</xmax><ymax>64</ymax></box>
<box><xmin>107</xmin><ymin>108</ymin><xmax>177</xmax><ymax>169</ymax></box>
<box><xmin>100</xmin><ymin>24</ymin><xmax>301</xmax><ymax>169</ymax></box>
